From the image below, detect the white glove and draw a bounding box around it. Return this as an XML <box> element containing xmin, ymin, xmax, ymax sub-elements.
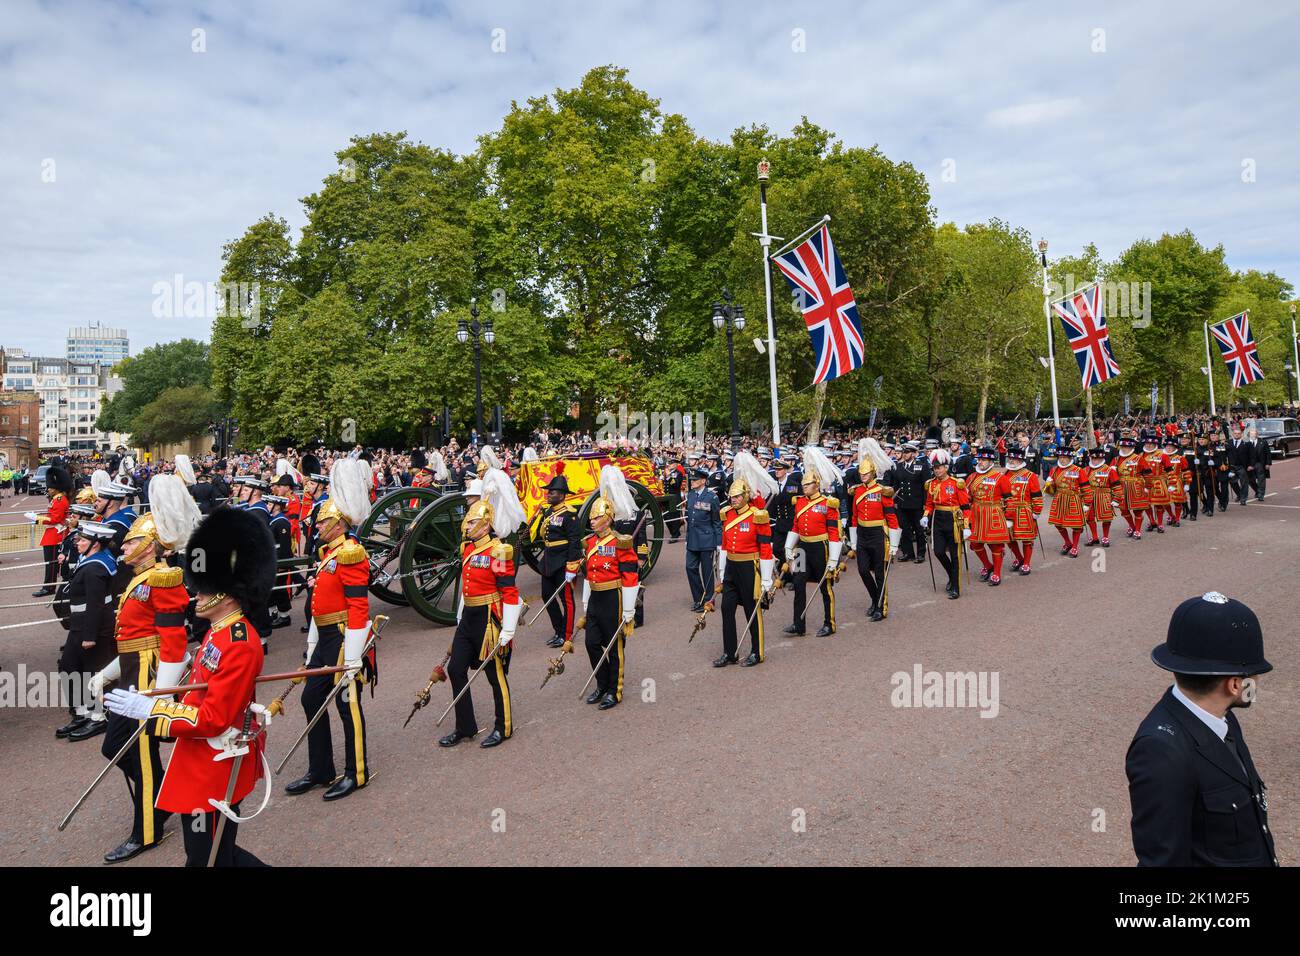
<box><xmin>962</xmin><ymin>528</ymin><xmax>971</xmax><ymax>540</ymax></box>
<box><xmin>104</xmin><ymin>687</ymin><xmax>153</xmax><ymax>721</ymax></box>
<box><xmin>849</xmin><ymin>526</ymin><xmax>858</xmax><ymax>550</ymax></box>
<box><xmin>1083</xmin><ymin>505</ymin><xmax>1090</xmax><ymax>513</ymax></box>
<box><xmin>581</xmin><ymin>578</ymin><xmax>590</xmax><ymax>612</ymax></box>
<box><xmin>306</xmin><ymin>620</ymin><xmax>319</xmax><ymax>663</ymax></box>
<box><xmin>343</xmin><ymin>624</ymin><xmax>369</xmax><ymax>677</ymax></box>
<box><xmin>760</xmin><ymin>557</ymin><xmax>774</xmax><ymax>592</ymax></box>
<box><xmin>784</xmin><ymin>531</ymin><xmax>798</xmax><ymax>554</ymax></box>
<box><xmin>250</xmin><ymin>701</ymin><xmax>273</xmax><ymax>730</ymax></box>
<box><xmin>497</xmin><ymin>600</ymin><xmax>522</xmax><ymax>647</ymax></box>
<box><xmin>1005</xmin><ymin>519</ymin><xmax>1013</xmax><ymax>527</ymax></box>
<box><xmin>716</xmin><ymin>550</ymin><xmax>728</xmax><ymax>584</ymax></box>
<box><xmin>621</xmin><ymin>584</ymin><xmax>639</xmax><ymax>623</ymax></box>
<box><xmin>155</xmin><ymin>656</ymin><xmax>188</xmax><ymax>695</ymax></box>
<box><xmin>828</xmin><ymin>540</ymin><xmax>842</xmax><ymax>565</ymax></box>
<box><xmin>920</xmin><ymin>516</ymin><xmax>929</xmax><ymax>529</ymax></box>
<box><xmin>888</xmin><ymin>527</ymin><xmax>901</xmax><ymax>551</ymax></box>
<box><xmin>564</xmin><ymin>571</ymin><xmax>576</xmax><ymax>584</ymax></box>
<box><xmin>24</xmin><ymin>511</ymin><xmax>38</xmax><ymax>522</ymax></box>
<box><xmin>89</xmin><ymin>657</ymin><xmax>122</xmax><ymax>700</ymax></box>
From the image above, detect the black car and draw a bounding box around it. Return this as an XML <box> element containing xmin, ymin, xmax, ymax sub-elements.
<box><xmin>28</xmin><ymin>464</ymin><xmax>50</xmax><ymax>496</ymax></box>
<box><xmin>1255</xmin><ymin>417</ymin><xmax>1300</xmax><ymax>457</ymax></box>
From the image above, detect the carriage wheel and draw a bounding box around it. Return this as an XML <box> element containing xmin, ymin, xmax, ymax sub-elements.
<box><xmin>576</xmin><ymin>480</ymin><xmax>664</xmax><ymax>580</ymax></box>
<box><xmin>357</xmin><ymin>487</ymin><xmax>443</xmax><ymax>606</ymax></box>
<box><xmin>398</xmin><ymin>493</ymin><xmax>469</xmax><ymax>625</ymax></box>
<box><xmin>518</xmin><ymin>525</ymin><xmax>545</xmax><ymax>574</ymax></box>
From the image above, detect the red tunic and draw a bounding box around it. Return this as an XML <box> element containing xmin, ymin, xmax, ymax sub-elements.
<box><xmin>37</xmin><ymin>492</ymin><xmax>69</xmax><ymax>547</ymax></box>
<box><xmin>1085</xmin><ymin>464</ymin><xmax>1122</xmax><ymax>514</ymax></box>
<box><xmin>115</xmin><ymin>564</ymin><xmax>191</xmax><ymax>665</ymax></box>
<box><xmin>1164</xmin><ymin>454</ymin><xmax>1190</xmax><ymax>500</ymax></box>
<box><xmin>1142</xmin><ymin>452</ymin><xmax>1171</xmax><ymax>506</ymax></box>
<box><xmin>1115</xmin><ymin>453</ymin><xmax>1151</xmax><ymax>510</ymax></box>
<box><xmin>848</xmin><ymin>483</ymin><xmax>899</xmax><ymax>532</ymax></box>
<box><xmin>964</xmin><ymin>469</ymin><xmax>1012</xmax><ymax>543</ymax></box>
<box><xmin>286</xmin><ymin>494</ymin><xmax>304</xmax><ymax>550</ymax></box>
<box><xmin>792</xmin><ymin>495</ymin><xmax>841</xmax><ymax>542</ymax></box>
<box><xmin>1002</xmin><ymin>467</ymin><xmax>1043</xmax><ymax>540</ymax></box>
<box><xmin>721</xmin><ymin>505</ymin><xmax>774</xmax><ymax>559</ymax></box>
<box><xmin>923</xmin><ymin>477</ymin><xmax>971</xmax><ymax>530</ymax></box>
<box><xmin>150</xmin><ymin>611</ymin><xmax>264</xmax><ymax>814</ymax></box>
<box><xmin>1047</xmin><ymin>465</ymin><xmax>1089</xmax><ymax>529</ymax></box>
<box><xmin>311</xmin><ymin>535</ymin><xmax>369</xmax><ymax>630</ymax></box>
<box><xmin>583</xmin><ymin>532</ymin><xmax>640</xmax><ymax>588</ymax></box>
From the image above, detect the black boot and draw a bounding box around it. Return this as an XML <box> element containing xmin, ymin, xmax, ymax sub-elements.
<box><xmin>712</xmin><ymin>653</ymin><xmax>737</xmax><ymax>667</ymax></box>
<box><xmin>322</xmin><ymin>775</ymin><xmax>362</xmax><ymax>801</ymax></box>
<box><xmin>545</xmin><ymin>635</ymin><xmax>564</xmax><ymax>649</ymax></box>
<box><xmin>597</xmin><ymin>693</ymin><xmax>618</xmax><ymax>710</ymax></box>
<box><xmin>740</xmin><ymin>653</ymin><xmax>762</xmax><ymax>667</ymax></box>
<box><xmin>815</xmin><ymin>624</ymin><xmax>834</xmax><ymax>637</ymax></box>
<box><xmin>783</xmin><ymin>623</ymin><xmax>804</xmax><ymax>635</ymax></box>
<box><xmin>67</xmin><ymin>718</ymin><xmax>107</xmax><ymax>741</ymax></box>
<box><xmin>285</xmin><ymin>772</ymin><xmax>333</xmax><ymax>795</ymax></box>
<box><xmin>56</xmin><ymin>715</ymin><xmax>90</xmax><ymax>738</ymax></box>
<box><xmin>439</xmin><ymin>730</ymin><xmax>474</xmax><ymax>748</ymax></box>
<box><xmin>585</xmin><ymin>689</ymin><xmax>603</xmax><ymax>704</ymax></box>
<box><xmin>480</xmin><ymin>729</ymin><xmax>506</xmax><ymax>747</ymax></box>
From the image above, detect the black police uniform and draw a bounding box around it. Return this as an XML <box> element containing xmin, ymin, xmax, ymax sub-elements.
<box><xmin>1126</xmin><ymin>593</ymin><xmax>1277</xmax><ymax>867</ymax></box>
<box><xmin>893</xmin><ymin>454</ymin><xmax>931</xmax><ymax>561</ymax></box>
<box><xmin>532</xmin><ymin>481</ymin><xmax>581</xmax><ymax>647</ymax></box>
<box><xmin>768</xmin><ymin>468</ymin><xmax>801</xmax><ymax>571</ymax></box>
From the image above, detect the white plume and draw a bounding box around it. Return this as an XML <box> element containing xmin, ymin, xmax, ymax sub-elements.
<box><xmin>148</xmin><ymin>474</ymin><xmax>202</xmax><ymax>550</ymax></box>
<box><xmin>929</xmin><ymin>449</ymin><xmax>952</xmax><ymax>467</ymax></box>
<box><xmin>479</xmin><ymin>445</ymin><xmax>503</xmax><ymax>472</ymax></box>
<box><xmin>599</xmin><ymin>464</ymin><xmax>638</xmax><ymax>521</ymax></box>
<box><xmin>800</xmin><ymin>446</ymin><xmax>842</xmax><ymax>488</ymax></box>
<box><xmin>91</xmin><ymin>469</ymin><xmax>112</xmax><ymax>495</ymax></box>
<box><xmin>428</xmin><ymin>450</ymin><xmax>449</xmax><ymax>483</ymax></box>
<box><xmin>731</xmin><ymin>451</ymin><xmax>778</xmax><ymax>500</ymax></box>
<box><xmin>481</xmin><ymin>467</ymin><xmax>525</xmax><ymax>537</ymax></box>
<box><xmin>174</xmin><ymin>454</ymin><xmax>197</xmax><ymax>486</ymax></box>
<box><xmin>329</xmin><ymin>458</ymin><xmax>372</xmax><ymax>525</ymax></box>
<box><xmin>521</xmin><ymin>446</ymin><xmax>539</xmax><ymax>462</ymax></box>
<box><xmin>857</xmin><ymin>438</ymin><xmax>892</xmax><ymax>478</ymax></box>
<box><xmin>275</xmin><ymin>457</ymin><xmax>300</xmax><ymax>482</ymax></box>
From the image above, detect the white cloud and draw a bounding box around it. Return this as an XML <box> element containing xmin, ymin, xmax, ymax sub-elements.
<box><xmin>1</xmin><ymin>0</ymin><xmax>1297</xmax><ymax>358</ymax></box>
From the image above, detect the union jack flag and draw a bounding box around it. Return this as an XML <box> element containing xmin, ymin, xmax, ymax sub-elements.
<box><xmin>772</xmin><ymin>224</ymin><xmax>864</xmax><ymax>384</ymax></box>
<box><xmin>1051</xmin><ymin>281</ymin><xmax>1120</xmax><ymax>389</ymax></box>
<box><xmin>1210</xmin><ymin>311</ymin><xmax>1264</xmax><ymax>388</ymax></box>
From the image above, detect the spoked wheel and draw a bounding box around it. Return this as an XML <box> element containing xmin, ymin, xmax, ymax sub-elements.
<box><xmin>357</xmin><ymin>487</ymin><xmax>443</xmax><ymax>606</ymax></box>
<box><xmin>399</xmin><ymin>492</ymin><xmax>471</xmax><ymax>625</ymax></box>
<box><xmin>576</xmin><ymin>480</ymin><xmax>664</xmax><ymax>580</ymax></box>
<box><xmin>518</xmin><ymin>520</ymin><xmax>545</xmax><ymax>574</ymax></box>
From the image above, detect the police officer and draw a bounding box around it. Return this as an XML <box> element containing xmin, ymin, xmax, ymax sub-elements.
<box><xmin>1126</xmin><ymin>592</ymin><xmax>1277</xmax><ymax>866</ymax></box>
<box><xmin>661</xmin><ymin>456</ymin><xmax>686</xmax><ymax>542</ymax></box>
<box><xmin>533</xmin><ymin>474</ymin><xmax>581</xmax><ymax>649</ymax></box>
<box><xmin>684</xmin><ymin>468</ymin><xmax>721</xmax><ymax>612</ymax></box>
<box><xmin>893</xmin><ymin>442</ymin><xmax>930</xmax><ymax>563</ymax></box>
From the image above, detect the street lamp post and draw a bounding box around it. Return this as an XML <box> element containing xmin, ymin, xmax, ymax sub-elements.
<box><xmin>712</xmin><ymin>289</ymin><xmax>746</xmax><ymax>448</ymax></box>
<box><xmin>456</xmin><ymin>300</ymin><xmax>495</xmax><ymax>440</ymax></box>
<box><xmin>1285</xmin><ymin>360</ymin><xmax>1295</xmax><ymax>408</ymax></box>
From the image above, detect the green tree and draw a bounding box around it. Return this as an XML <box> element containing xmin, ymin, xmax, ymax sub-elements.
<box><xmin>128</xmin><ymin>384</ymin><xmax>224</xmax><ymax>446</ymax></box>
<box><xmin>97</xmin><ymin>339</ymin><xmax>217</xmax><ymax>434</ymax></box>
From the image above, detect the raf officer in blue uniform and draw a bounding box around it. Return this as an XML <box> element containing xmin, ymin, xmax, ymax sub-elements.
<box><xmin>1126</xmin><ymin>592</ymin><xmax>1277</xmax><ymax>867</ymax></box>
<box><xmin>684</xmin><ymin>468</ymin><xmax>721</xmax><ymax>612</ymax></box>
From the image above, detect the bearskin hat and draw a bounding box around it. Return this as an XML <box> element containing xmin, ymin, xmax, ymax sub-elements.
<box><xmin>46</xmin><ymin>466</ymin><xmax>73</xmax><ymax>495</ymax></box>
<box><xmin>183</xmin><ymin>505</ymin><xmax>276</xmax><ymax>614</ymax></box>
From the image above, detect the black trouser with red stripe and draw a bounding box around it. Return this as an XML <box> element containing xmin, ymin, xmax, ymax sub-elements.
<box><xmin>539</xmin><ymin>566</ymin><xmax>574</xmax><ymax>642</ymax></box>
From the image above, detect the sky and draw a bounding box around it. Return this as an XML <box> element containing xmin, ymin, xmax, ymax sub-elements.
<box><xmin>3</xmin><ymin>0</ymin><xmax>1298</xmax><ymax>358</ymax></box>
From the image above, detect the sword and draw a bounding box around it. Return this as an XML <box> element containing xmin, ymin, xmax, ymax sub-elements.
<box><xmin>273</xmin><ymin>615</ymin><xmax>387</xmax><ymax>774</ymax></box>
<box><xmin>793</xmin><ymin>550</ymin><xmax>838</xmax><ymax>628</ymax></box>
<box><xmin>736</xmin><ymin>563</ymin><xmax>784</xmax><ymax>650</ymax></box>
<box><xmin>208</xmin><ymin>709</ymin><xmax>255</xmax><ymax>867</ymax></box>
<box><xmin>524</xmin><ymin>581</ymin><xmax>570</xmax><ymax>627</ymax></box>
<box><xmin>404</xmin><ymin>649</ymin><xmax>451</xmax><ymax>727</ymax></box>
<box><xmin>686</xmin><ymin>604</ymin><xmax>713</xmax><ymax>642</ymax></box>
<box><xmin>540</xmin><ymin>644</ymin><xmax>571</xmax><ymax>689</ymax></box>
<box><xmin>436</xmin><ymin>638</ymin><xmax>502</xmax><ymax>727</ymax></box>
<box><xmin>577</xmin><ymin>615</ymin><xmax>632</xmax><ymax>702</ymax></box>
<box><xmin>58</xmin><ymin>663</ymin><xmax>194</xmax><ymax>832</ymax></box>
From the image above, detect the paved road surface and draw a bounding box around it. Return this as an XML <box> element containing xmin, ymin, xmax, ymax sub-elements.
<box><xmin>2</xmin><ymin>459</ymin><xmax>1296</xmax><ymax>865</ymax></box>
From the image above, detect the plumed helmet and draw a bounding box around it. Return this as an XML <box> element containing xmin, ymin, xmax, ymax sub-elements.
<box><xmin>183</xmin><ymin>506</ymin><xmax>276</xmax><ymax>614</ymax></box>
<box><xmin>428</xmin><ymin>450</ymin><xmax>449</xmax><ymax>483</ymax></box>
<box><xmin>75</xmin><ymin>486</ymin><xmax>97</xmax><ymax>504</ymax></box>
<box><xmin>731</xmin><ymin>451</ymin><xmax>778</xmax><ymax>500</ymax></box>
<box><xmin>930</xmin><ymin>449</ymin><xmax>952</xmax><ymax>468</ymax></box>
<box><xmin>800</xmin><ymin>446</ymin><xmax>841</xmax><ymax>489</ymax></box>
<box><xmin>589</xmin><ymin>495</ymin><xmax>616</xmax><ymax>522</ymax></box>
<box><xmin>464</xmin><ymin>498</ymin><xmax>494</xmax><ymax>532</ymax></box>
<box><xmin>149</xmin><ymin>473</ymin><xmax>203</xmax><ymax>550</ymax></box>
<box><xmin>598</xmin><ymin>464</ymin><xmax>637</xmax><ymax>521</ymax></box>
<box><xmin>481</xmin><ymin>467</ymin><xmax>525</xmax><ymax>537</ymax></box>
<box><xmin>174</xmin><ymin>454</ymin><xmax>197</xmax><ymax>487</ymax></box>
<box><xmin>727</xmin><ymin>477</ymin><xmax>752</xmax><ymax>500</ymax></box>
<box><xmin>122</xmin><ymin>512</ymin><xmax>158</xmax><ymax>549</ymax></box>
<box><xmin>857</xmin><ymin>438</ymin><xmax>891</xmax><ymax>479</ymax></box>
<box><xmin>323</xmin><ymin>458</ymin><xmax>372</xmax><ymax>527</ymax></box>
<box><xmin>478</xmin><ymin>446</ymin><xmax>503</xmax><ymax>476</ymax></box>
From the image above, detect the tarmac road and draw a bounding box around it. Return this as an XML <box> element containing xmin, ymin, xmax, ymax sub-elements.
<box><xmin>2</xmin><ymin>459</ymin><xmax>1296</xmax><ymax>866</ymax></box>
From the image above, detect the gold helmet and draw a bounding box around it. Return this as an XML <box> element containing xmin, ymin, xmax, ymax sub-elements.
<box><xmin>800</xmin><ymin>470</ymin><xmax>822</xmax><ymax>489</ymax></box>
<box><xmin>122</xmin><ymin>513</ymin><xmax>159</xmax><ymax>548</ymax></box>
<box><xmin>316</xmin><ymin>499</ymin><xmax>350</xmax><ymax>527</ymax></box>
<box><xmin>76</xmin><ymin>487</ymin><xmax>96</xmax><ymax>504</ymax></box>
<box><xmin>859</xmin><ymin>460</ymin><xmax>877</xmax><ymax>483</ymax></box>
<box><xmin>465</xmin><ymin>498</ymin><xmax>494</xmax><ymax>529</ymax></box>
<box><xmin>589</xmin><ymin>495</ymin><xmax>616</xmax><ymax>522</ymax></box>
<box><xmin>727</xmin><ymin>478</ymin><xmax>752</xmax><ymax>500</ymax></box>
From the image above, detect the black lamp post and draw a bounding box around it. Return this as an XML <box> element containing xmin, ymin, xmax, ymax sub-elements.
<box><xmin>712</xmin><ymin>288</ymin><xmax>746</xmax><ymax>447</ymax></box>
<box><xmin>456</xmin><ymin>300</ymin><xmax>494</xmax><ymax>439</ymax></box>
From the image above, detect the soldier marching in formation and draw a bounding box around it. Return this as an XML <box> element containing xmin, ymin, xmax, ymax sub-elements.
<box><xmin>921</xmin><ymin>450</ymin><xmax>970</xmax><ymax>599</ymax></box>
<box><xmin>783</xmin><ymin>447</ymin><xmax>842</xmax><ymax>637</ymax></box>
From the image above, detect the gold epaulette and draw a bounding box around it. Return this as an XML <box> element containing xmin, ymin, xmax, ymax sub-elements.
<box><xmin>336</xmin><ymin>540</ymin><xmax>368</xmax><ymax>565</ymax></box>
<box><xmin>825</xmin><ymin>496</ymin><xmax>839</xmax><ymax>509</ymax></box>
<box><xmin>493</xmin><ymin>542</ymin><xmax>514</xmax><ymax>563</ymax></box>
<box><xmin>616</xmin><ymin>534</ymin><xmax>634</xmax><ymax>549</ymax></box>
<box><xmin>879</xmin><ymin>484</ymin><xmax>895</xmax><ymax>496</ymax></box>
<box><xmin>720</xmin><ymin>505</ymin><xmax>735</xmax><ymax>520</ymax></box>
<box><xmin>750</xmin><ymin>509</ymin><xmax>770</xmax><ymax>524</ymax></box>
<box><xmin>148</xmin><ymin>565</ymin><xmax>184</xmax><ymax>588</ymax></box>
